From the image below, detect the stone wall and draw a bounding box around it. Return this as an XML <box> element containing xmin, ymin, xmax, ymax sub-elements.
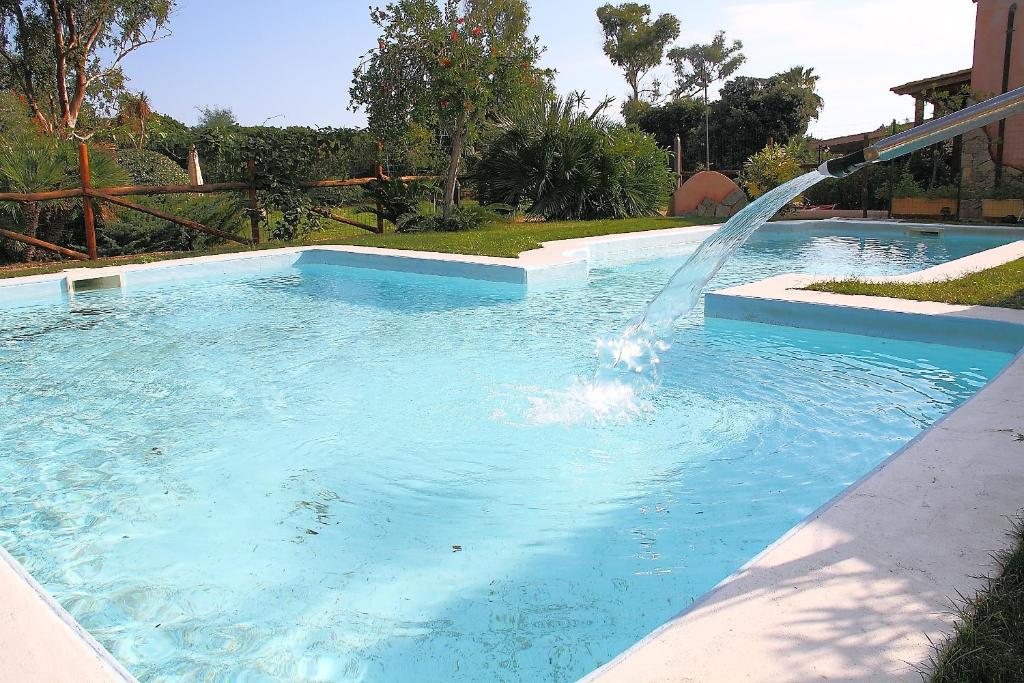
<box><xmin>694</xmin><ymin>190</ymin><xmax>748</xmax><ymax>218</ymax></box>
<box><xmin>671</xmin><ymin>171</ymin><xmax>749</xmax><ymax>219</ymax></box>
<box><xmin>960</xmin><ymin>124</ymin><xmax>1022</xmax><ymax>204</ymax></box>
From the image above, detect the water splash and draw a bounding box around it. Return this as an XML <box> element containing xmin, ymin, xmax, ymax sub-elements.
<box><xmin>522</xmin><ymin>171</ymin><xmax>827</xmax><ymax>424</ymax></box>
<box><xmin>587</xmin><ymin>171</ymin><xmax>828</xmax><ymax>411</ymax></box>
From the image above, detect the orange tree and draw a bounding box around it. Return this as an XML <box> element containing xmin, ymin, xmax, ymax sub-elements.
<box><xmin>350</xmin><ymin>0</ymin><xmax>547</xmax><ymax>221</ymax></box>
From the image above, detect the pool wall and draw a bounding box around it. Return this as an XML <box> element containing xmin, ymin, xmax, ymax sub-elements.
<box><xmin>0</xmin><ymin>225</ymin><xmax>719</xmax><ymax>306</ymax></box>
<box><xmin>1</xmin><ymin>220</ymin><xmax>1022</xmax><ymax>307</ymax></box>
<box><xmin>1</xmin><ymin>220</ymin><xmax>1023</xmax><ymax>682</ymax></box>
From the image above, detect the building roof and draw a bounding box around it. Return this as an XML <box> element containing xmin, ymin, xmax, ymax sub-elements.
<box><xmin>809</xmin><ymin>127</ymin><xmax>891</xmax><ymax>152</ymax></box>
<box><xmin>891</xmin><ymin>68</ymin><xmax>973</xmax><ymax>97</ymax></box>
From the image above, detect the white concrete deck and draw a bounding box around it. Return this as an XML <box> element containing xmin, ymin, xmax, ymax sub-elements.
<box><xmin>706</xmin><ymin>240</ymin><xmax>1024</xmax><ymax>352</ymax></box>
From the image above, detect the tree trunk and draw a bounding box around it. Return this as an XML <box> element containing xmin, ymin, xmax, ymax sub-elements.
<box><xmin>21</xmin><ymin>202</ymin><xmax>40</xmax><ymax>262</ymax></box>
<box><xmin>442</xmin><ymin>111</ymin><xmax>469</xmax><ymax>220</ymax></box>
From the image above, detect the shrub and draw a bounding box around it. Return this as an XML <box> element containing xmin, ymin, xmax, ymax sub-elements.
<box><xmin>98</xmin><ymin>193</ymin><xmax>247</xmax><ymax>255</ymax></box>
<box><xmin>476</xmin><ymin>96</ymin><xmax>673</xmax><ymax>220</ymax></box>
<box><xmin>802</xmin><ymin>163</ymin><xmax>921</xmax><ymax>210</ymax></box>
<box><xmin>362</xmin><ymin>178</ymin><xmax>432</xmax><ymax>224</ymax></box>
<box><xmin>115</xmin><ymin>148</ymin><xmax>189</xmax><ymax>185</ymax></box>
<box><xmin>740</xmin><ymin>140</ymin><xmax>805</xmax><ymax>199</ymax></box>
<box><xmin>601</xmin><ymin>127</ymin><xmax>675</xmax><ymax>217</ymax></box>
<box><xmin>396</xmin><ymin>205</ymin><xmax>490</xmax><ymax>233</ymax></box>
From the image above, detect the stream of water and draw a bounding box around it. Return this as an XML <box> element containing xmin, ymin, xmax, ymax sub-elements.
<box><xmin>597</xmin><ymin>170</ymin><xmax>827</xmax><ymax>393</ymax></box>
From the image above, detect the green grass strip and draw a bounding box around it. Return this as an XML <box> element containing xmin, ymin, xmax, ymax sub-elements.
<box><xmin>806</xmin><ymin>258</ymin><xmax>1024</xmax><ymax>310</ymax></box>
<box><xmin>0</xmin><ymin>215</ymin><xmax>715</xmax><ymax>279</ymax></box>
<box><xmin>931</xmin><ymin>518</ymin><xmax>1024</xmax><ymax>682</ymax></box>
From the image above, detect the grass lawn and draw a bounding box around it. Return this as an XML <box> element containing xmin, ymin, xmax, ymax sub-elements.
<box><xmin>931</xmin><ymin>519</ymin><xmax>1024</xmax><ymax>682</ymax></box>
<box><xmin>805</xmin><ymin>258</ymin><xmax>1024</xmax><ymax>310</ymax></box>
<box><xmin>0</xmin><ymin>214</ymin><xmax>717</xmax><ymax>279</ymax></box>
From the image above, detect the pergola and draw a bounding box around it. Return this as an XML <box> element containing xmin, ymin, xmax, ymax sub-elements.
<box><xmin>891</xmin><ymin>68</ymin><xmax>974</xmax><ymax>125</ymax></box>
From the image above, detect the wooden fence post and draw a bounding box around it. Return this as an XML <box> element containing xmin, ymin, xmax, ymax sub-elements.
<box><xmin>77</xmin><ymin>143</ymin><xmax>98</xmax><ymax>260</ymax></box>
<box><xmin>375</xmin><ymin>141</ymin><xmax>384</xmax><ymax>234</ymax></box>
<box><xmin>247</xmin><ymin>159</ymin><xmax>260</xmax><ymax>245</ymax></box>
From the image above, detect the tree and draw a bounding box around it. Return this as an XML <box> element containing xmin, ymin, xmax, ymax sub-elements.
<box><xmin>0</xmin><ymin>0</ymin><xmax>172</xmax><ymax>138</ymax></box>
<box><xmin>596</xmin><ymin>2</ymin><xmax>679</xmax><ymax>112</ymax></box>
<box><xmin>196</xmin><ymin>105</ymin><xmax>238</xmax><ymax>129</ymax></box>
<box><xmin>709</xmin><ymin>75</ymin><xmax>810</xmax><ymax>169</ymax></box>
<box><xmin>635</xmin><ymin>70</ymin><xmax>819</xmax><ymax>171</ymax></box>
<box><xmin>634</xmin><ymin>97</ymin><xmax>703</xmax><ymax>151</ymax></box>
<box><xmin>350</xmin><ymin>0</ymin><xmax>545</xmax><ymax>220</ymax></box>
<box><xmin>776</xmin><ymin>65</ymin><xmax>823</xmax><ymax>126</ymax></box>
<box><xmin>668</xmin><ymin>30</ymin><xmax>745</xmax><ymax>167</ymax></box>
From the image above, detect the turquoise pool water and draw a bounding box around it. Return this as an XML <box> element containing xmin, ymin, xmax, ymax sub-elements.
<box><xmin>0</xmin><ymin>226</ymin><xmax>1017</xmax><ymax>681</ymax></box>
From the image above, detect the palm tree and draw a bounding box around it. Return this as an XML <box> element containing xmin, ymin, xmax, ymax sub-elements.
<box><xmin>0</xmin><ymin>141</ymin><xmax>67</xmax><ymax>260</ymax></box>
<box><xmin>0</xmin><ymin>139</ymin><xmax>128</xmax><ymax>261</ymax></box>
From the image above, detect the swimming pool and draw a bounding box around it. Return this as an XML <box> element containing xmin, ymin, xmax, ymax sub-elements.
<box><xmin>0</xmin><ymin>224</ymin><xmax>1019</xmax><ymax>681</ymax></box>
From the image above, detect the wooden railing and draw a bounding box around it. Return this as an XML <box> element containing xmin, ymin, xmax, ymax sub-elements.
<box><xmin>0</xmin><ymin>143</ymin><xmax>433</xmax><ymax>261</ymax></box>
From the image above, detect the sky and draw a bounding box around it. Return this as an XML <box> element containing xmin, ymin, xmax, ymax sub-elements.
<box><xmin>122</xmin><ymin>0</ymin><xmax>979</xmax><ymax>139</ymax></box>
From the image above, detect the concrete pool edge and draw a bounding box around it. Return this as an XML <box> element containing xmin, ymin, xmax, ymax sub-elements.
<box><xmin>0</xmin><ymin>224</ymin><xmax>722</xmax><ymax>303</ymax></box>
<box><xmin>0</xmin><ymin>545</ymin><xmax>136</xmax><ymax>682</ymax></box>
<box><xmin>583</xmin><ymin>348</ymin><xmax>1024</xmax><ymax>682</ymax></box>
<box><xmin>0</xmin><ymin>220</ymin><xmax>1022</xmax><ymax>305</ymax></box>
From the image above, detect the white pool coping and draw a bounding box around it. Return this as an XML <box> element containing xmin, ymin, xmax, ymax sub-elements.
<box><xmin>1</xmin><ymin>220</ymin><xmax>1023</xmax><ymax>681</ymax></box>
<box><xmin>0</xmin><ymin>546</ymin><xmax>135</xmax><ymax>682</ymax></box>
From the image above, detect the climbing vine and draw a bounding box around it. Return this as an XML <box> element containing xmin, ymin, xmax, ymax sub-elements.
<box><xmin>201</xmin><ymin>127</ymin><xmax>374</xmax><ymax>240</ymax></box>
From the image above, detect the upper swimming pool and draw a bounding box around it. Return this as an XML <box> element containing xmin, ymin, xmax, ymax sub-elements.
<box><xmin>0</xmin><ymin>224</ymin><xmax>1019</xmax><ymax>681</ymax></box>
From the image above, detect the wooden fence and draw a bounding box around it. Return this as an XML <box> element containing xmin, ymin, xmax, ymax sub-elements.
<box><xmin>0</xmin><ymin>143</ymin><xmax>430</xmax><ymax>261</ymax></box>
